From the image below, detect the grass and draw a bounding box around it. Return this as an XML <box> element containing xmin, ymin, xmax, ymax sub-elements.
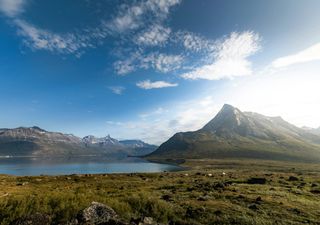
<box><xmin>0</xmin><ymin>159</ymin><xmax>320</xmax><ymax>224</ymax></box>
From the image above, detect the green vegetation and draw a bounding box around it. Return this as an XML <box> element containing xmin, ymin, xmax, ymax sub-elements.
<box><xmin>1</xmin><ymin>159</ymin><xmax>320</xmax><ymax>224</ymax></box>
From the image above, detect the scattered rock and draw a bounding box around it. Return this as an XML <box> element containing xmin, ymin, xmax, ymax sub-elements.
<box><xmin>237</xmin><ymin>195</ymin><xmax>245</xmax><ymax>199</ymax></box>
<box><xmin>246</xmin><ymin>178</ymin><xmax>267</xmax><ymax>185</ymax></box>
<box><xmin>214</xmin><ymin>210</ymin><xmax>222</xmax><ymax>216</ymax></box>
<box><xmin>213</xmin><ymin>182</ymin><xmax>225</xmax><ymax>189</ymax></box>
<box><xmin>161</xmin><ymin>194</ymin><xmax>172</xmax><ymax>201</ymax></box>
<box><xmin>248</xmin><ymin>204</ymin><xmax>259</xmax><ymax>210</ymax></box>
<box><xmin>288</xmin><ymin>176</ymin><xmax>299</xmax><ymax>181</ymax></box>
<box><xmin>140</xmin><ymin>217</ymin><xmax>155</xmax><ymax>225</ymax></box>
<box><xmin>289</xmin><ymin>208</ymin><xmax>301</xmax><ymax>215</ymax></box>
<box><xmin>197</xmin><ymin>196</ymin><xmax>208</xmax><ymax>201</ymax></box>
<box><xmin>255</xmin><ymin>196</ymin><xmax>262</xmax><ymax>203</ymax></box>
<box><xmin>76</xmin><ymin>201</ymin><xmax>123</xmax><ymax>225</ymax></box>
<box><xmin>310</xmin><ymin>189</ymin><xmax>320</xmax><ymax>194</ymax></box>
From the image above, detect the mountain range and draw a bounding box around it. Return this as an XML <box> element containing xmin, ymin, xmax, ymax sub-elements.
<box><xmin>0</xmin><ymin>127</ymin><xmax>157</xmax><ymax>157</ymax></box>
<box><xmin>147</xmin><ymin>104</ymin><xmax>320</xmax><ymax>162</ymax></box>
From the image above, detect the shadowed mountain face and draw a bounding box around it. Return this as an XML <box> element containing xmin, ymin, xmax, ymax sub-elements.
<box><xmin>0</xmin><ymin>127</ymin><xmax>157</xmax><ymax>157</ymax></box>
<box><xmin>148</xmin><ymin>104</ymin><xmax>320</xmax><ymax>162</ymax></box>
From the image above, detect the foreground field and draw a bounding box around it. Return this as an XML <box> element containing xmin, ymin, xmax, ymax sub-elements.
<box><xmin>1</xmin><ymin>159</ymin><xmax>320</xmax><ymax>225</ymax></box>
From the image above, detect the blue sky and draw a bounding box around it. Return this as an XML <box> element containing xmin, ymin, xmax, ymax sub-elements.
<box><xmin>1</xmin><ymin>0</ymin><xmax>320</xmax><ymax>144</ymax></box>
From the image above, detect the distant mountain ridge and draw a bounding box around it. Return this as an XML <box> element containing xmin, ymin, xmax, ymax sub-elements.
<box><xmin>0</xmin><ymin>127</ymin><xmax>157</xmax><ymax>157</ymax></box>
<box><xmin>147</xmin><ymin>104</ymin><xmax>320</xmax><ymax>162</ymax></box>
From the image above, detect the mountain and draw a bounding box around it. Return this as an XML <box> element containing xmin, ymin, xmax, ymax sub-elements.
<box><xmin>0</xmin><ymin>127</ymin><xmax>156</xmax><ymax>157</ymax></box>
<box><xmin>119</xmin><ymin>140</ymin><xmax>158</xmax><ymax>156</ymax></box>
<box><xmin>303</xmin><ymin>126</ymin><xmax>320</xmax><ymax>136</ymax></box>
<box><xmin>147</xmin><ymin>104</ymin><xmax>320</xmax><ymax>162</ymax></box>
<box><xmin>81</xmin><ymin>136</ymin><xmax>157</xmax><ymax>156</ymax></box>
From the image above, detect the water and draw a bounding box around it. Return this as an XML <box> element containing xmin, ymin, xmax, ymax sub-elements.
<box><xmin>0</xmin><ymin>157</ymin><xmax>182</xmax><ymax>176</ymax></box>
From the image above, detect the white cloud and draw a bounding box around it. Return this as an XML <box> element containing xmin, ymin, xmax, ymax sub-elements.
<box><xmin>109</xmin><ymin>86</ymin><xmax>125</xmax><ymax>95</ymax></box>
<box><xmin>135</xmin><ymin>24</ymin><xmax>171</xmax><ymax>46</ymax></box>
<box><xmin>146</xmin><ymin>0</ymin><xmax>181</xmax><ymax>14</ymax></box>
<box><xmin>272</xmin><ymin>42</ymin><xmax>320</xmax><ymax>68</ymax></box>
<box><xmin>107</xmin><ymin>0</ymin><xmax>181</xmax><ymax>34</ymax></box>
<box><xmin>114</xmin><ymin>52</ymin><xmax>183</xmax><ymax>75</ymax></box>
<box><xmin>144</xmin><ymin>53</ymin><xmax>184</xmax><ymax>73</ymax></box>
<box><xmin>113</xmin><ymin>59</ymin><xmax>136</xmax><ymax>75</ymax></box>
<box><xmin>0</xmin><ymin>0</ymin><xmax>25</xmax><ymax>17</ymax></box>
<box><xmin>14</xmin><ymin>19</ymin><xmax>90</xmax><ymax>55</ymax></box>
<box><xmin>181</xmin><ymin>31</ymin><xmax>261</xmax><ymax>80</ymax></box>
<box><xmin>2</xmin><ymin>0</ymin><xmax>181</xmax><ymax>56</ymax></box>
<box><xmin>175</xmin><ymin>31</ymin><xmax>212</xmax><ymax>52</ymax></box>
<box><xmin>136</xmin><ymin>80</ymin><xmax>178</xmax><ymax>89</ymax></box>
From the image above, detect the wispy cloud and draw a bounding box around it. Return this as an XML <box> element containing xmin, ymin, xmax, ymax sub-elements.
<box><xmin>135</xmin><ymin>24</ymin><xmax>171</xmax><ymax>46</ymax></box>
<box><xmin>144</xmin><ymin>53</ymin><xmax>184</xmax><ymax>73</ymax></box>
<box><xmin>136</xmin><ymin>80</ymin><xmax>178</xmax><ymax>89</ymax></box>
<box><xmin>175</xmin><ymin>31</ymin><xmax>213</xmax><ymax>52</ymax></box>
<box><xmin>113</xmin><ymin>59</ymin><xmax>136</xmax><ymax>75</ymax></box>
<box><xmin>272</xmin><ymin>42</ymin><xmax>320</xmax><ymax>68</ymax></box>
<box><xmin>114</xmin><ymin>51</ymin><xmax>183</xmax><ymax>75</ymax></box>
<box><xmin>181</xmin><ymin>31</ymin><xmax>261</xmax><ymax>80</ymax></box>
<box><xmin>107</xmin><ymin>0</ymin><xmax>181</xmax><ymax>34</ymax></box>
<box><xmin>109</xmin><ymin>86</ymin><xmax>125</xmax><ymax>95</ymax></box>
<box><xmin>0</xmin><ymin>0</ymin><xmax>25</xmax><ymax>17</ymax></box>
<box><xmin>14</xmin><ymin>19</ymin><xmax>90</xmax><ymax>56</ymax></box>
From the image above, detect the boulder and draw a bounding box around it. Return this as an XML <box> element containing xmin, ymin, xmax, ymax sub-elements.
<box><xmin>76</xmin><ymin>202</ymin><xmax>127</xmax><ymax>225</ymax></box>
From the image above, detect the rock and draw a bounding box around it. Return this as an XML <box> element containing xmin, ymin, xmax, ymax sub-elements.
<box><xmin>248</xmin><ymin>204</ymin><xmax>259</xmax><ymax>210</ymax></box>
<box><xmin>197</xmin><ymin>196</ymin><xmax>208</xmax><ymax>201</ymax></box>
<box><xmin>141</xmin><ymin>217</ymin><xmax>154</xmax><ymax>224</ymax></box>
<box><xmin>288</xmin><ymin>176</ymin><xmax>299</xmax><ymax>181</ymax></box>
<box><xmin>246</xmin><ymin>178</ymin><xmax>267</xmax><ymax>184</ymax></box>
<box><xmin>213</xmin><ymin>182</ymin><xmax>225</xmax><ymax>189</ymax></box>
<box><xmin>11</xmin><ymin>213</ymin><xmax>51</xmax><ymax>225</ymax></box>
<box><xmin>76</xmin><ymin>202</ymin><xmax>126</xmax><ymax>225</ymax></box>
<box><xmin>310</xmin><ymin>189</ymin><xmax>320</xmax><ymax>194</ymax></box>
<box><xmin>131</xmin><ymin>217</ymin><xmax>160</xmax><ymax>225</ymax></box>
<box><xmin>255</xmin><ymin>196</ymin><xmax>262</xmax><ymax>204</ymax></box>
<box><xmin>161</xmin><ymin>194</ymin><xmax>172</xmax><ymax>201</ymax></box>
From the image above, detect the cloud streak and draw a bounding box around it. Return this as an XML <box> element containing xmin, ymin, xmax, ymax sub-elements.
<box><xmin>136</xmin><ymin>80</ymin><xmax>178</xmax><ymax>89</ymax></box>
<box><xmin>109</xmin><ymin>86</ymin><xmax>125</xmax><ymax>95</ymax></box>
<box><xmin>272</xmin><ymin>42</ymin><xmax>320</xmax><ymax>68</ymax></box>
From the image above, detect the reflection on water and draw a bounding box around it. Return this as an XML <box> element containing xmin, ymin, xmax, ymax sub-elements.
<box><xmin>0</xmin><ymin>156</ymin><xmax>182</xmax><ymax>176</ymax></box>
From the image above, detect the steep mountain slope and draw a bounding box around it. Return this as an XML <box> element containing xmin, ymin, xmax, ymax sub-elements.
<box><xmin>147</xmin><ymin>104</ymin><xmax>320</xmax><ymax>162</ymax></box>
<box><xmin>0</xmin><ymin>127</ymin><xmax>156</xmax><ymax>157</ymax></box>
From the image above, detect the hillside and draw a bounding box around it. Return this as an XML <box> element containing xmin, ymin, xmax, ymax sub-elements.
<box><xmin>147</xmin><ymin>104</ymin><xmax>320</xmax><ymax>162</ymax></box>
<box><xmin>0</xmin><ymin>127</ymin><xmax>156</xmax><ymax>157</ymax></box>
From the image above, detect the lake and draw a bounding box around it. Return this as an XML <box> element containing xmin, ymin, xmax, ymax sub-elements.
<box><xmin>0</xmin><ymin>157</ymin><xmax>182</xmax><ymax>176</ymax></box>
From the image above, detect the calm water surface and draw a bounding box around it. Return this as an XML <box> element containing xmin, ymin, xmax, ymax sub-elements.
<box><xmin>0</xmin><ymin>157</ymin><xmax>182</xmax><ymax>176</ymax></box>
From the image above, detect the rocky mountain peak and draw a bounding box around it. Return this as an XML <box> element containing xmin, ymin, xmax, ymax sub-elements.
<box><xmin>201</xmin><ymin>104</ymin><xmax>249</xmax><ymax>135</ymax></box>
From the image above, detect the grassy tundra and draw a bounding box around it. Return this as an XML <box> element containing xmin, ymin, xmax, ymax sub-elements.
<box><xmin>0</xmin><ymin>159</ymin><xmax>320</xmax><ymax>225</ymax></box>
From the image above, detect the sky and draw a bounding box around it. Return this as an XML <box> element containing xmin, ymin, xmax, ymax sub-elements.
<box><xmin>0</xmin><ymin>0</ymin><xmax>320</xmax><ymax>144</ymax></box>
